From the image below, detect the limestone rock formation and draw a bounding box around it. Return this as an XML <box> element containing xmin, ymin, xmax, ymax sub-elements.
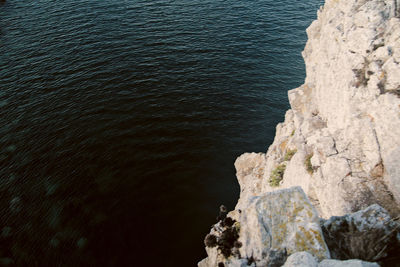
<box><xmin>282</xmin><ymin>251</ymin><xmax>318</xmax><ymax>267</ymax></box>
<box><xmin>235</xmin><ymin>0</ymin><xmax>400</xmax><ymax>218</ymax></box>
<box><xmin>318</xmin><ymin>259</ymin><xmax>380</xmax><ymax>267</ymax></box>
<box><xmin>321</xmin><ymin>204</ymin><xmax>400</xmax><ymax>263</ymax></box>
<box><xmin>200</xmin><ymin>0</ymin><xmax>400</xmax><ymax>266</ymax></box>
<box><xmin>282</xmin><ymin>252</ymin><xmax>380</xmax><ymax>267</ymax></box>
<box><xmin>232</xmin><ymin>187</ymin><xmax>329</xmax><ymax>265</ymax></box>
<box><xmin>201</xmin><ymin>187</ymin><xmax>330</xmax><ymax>267</ymax></box>
<box><xmin>199</xmin><ymin>188</ymin><xmax>399</xmax><ymax>266</ymax></box>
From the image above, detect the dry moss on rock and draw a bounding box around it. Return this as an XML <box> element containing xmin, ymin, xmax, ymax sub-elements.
<box><xmin>269</xmin><ymin>164</ymin><xmax>286</xmax><ymax>187</ymax></box>
<box><xmin>305</xmin><ymin>153</ymin><xmax>314</xmax><ymax>174</ymax></box>
<box><xmin>284</xmin><ymin>149</ymin><xmax>297</xmax><ymax>161</ymax></box>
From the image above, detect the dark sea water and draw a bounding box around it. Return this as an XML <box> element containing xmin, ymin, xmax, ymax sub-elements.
<box><xmin>0</xmin><ymin>0</ymin><xmax>323</xmax><ymax>266</ymax></box>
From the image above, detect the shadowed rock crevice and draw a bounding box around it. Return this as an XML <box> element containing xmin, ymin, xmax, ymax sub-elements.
<box><xmin>321</xmin><ymin>205</ymin><xmax>400</xmax><ymax>265</ymax></box>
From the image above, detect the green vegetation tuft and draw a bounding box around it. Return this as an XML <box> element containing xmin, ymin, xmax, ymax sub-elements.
<box><xmin>305</xmin><ymin>153</ymin><xmax>314</xmax><ymax>174</ymax></box>
<box><xmin>284</xmin><ymin>149</ymin><xmax>297</xmax><ymax>161</ymax></box>
<box><xmin>269</xmin><ymin>164</ymin><xmax>286</xmax><ymax>187</ymax></box>
<box><xmin>290</xmin><ymin>129</ymin><xmax>295</xmax><ymax>136</ymax></box>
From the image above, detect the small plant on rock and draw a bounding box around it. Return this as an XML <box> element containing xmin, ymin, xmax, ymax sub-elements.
<box><xmin>205</xmin><ymin>209</ymin><xmax>241</xmax><ymax>259</ymax></box>
<box><xmin>218</xmin><ymin>227</ymin><xmax>240</xmax><ymax>257</ymax></box>
<box><xmin>269</xmin><ymin>164</ymin><xmax>286</xmax><ymax>187</ymax></box>
<box><xmin>305</xmin><ymin>153</ymin><xmax>314</xmax><ymax>174</ymax></box>
<box><xmin>284</xmin><ymin>149</ymin><xmax>297</xmax><ymax>161</ymax></box>
<box><xmin>204</xmin><ymin>234</ymin><xmax>218</xmax><ymax>248</ymax></box>
<box><xmin>221</xmin><ymin>217</ymin><xmax>235</xmax><ymax>228</ymax></box>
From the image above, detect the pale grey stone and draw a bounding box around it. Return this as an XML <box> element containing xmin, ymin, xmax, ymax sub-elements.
<box><xmin>319</xmin><ymin>259</ymin><xmax>379</xmax><ymax>267</ymax></box>
<box><xmin>199</xmin><ymin>188</ymin><xmax>330</xmax><ymax>267</ymax></box>
<box><xmin>282</xmin><ymin>251</ymin><xmax>318</xmax><ymax>267</ymax></box>
<box><xmin>224</xmin><ymin>258</ymin><xmax>254</xmax><ymax>267</ymax></box>
<box><xmin>198</xmin><ymin>257</ymin><xmax>210</xmax><ymax>267</ymax></box>
<box><xmin>233</xmin><ymin>187</ymin><xmax>330</xmax><ymax>265</ymax></box>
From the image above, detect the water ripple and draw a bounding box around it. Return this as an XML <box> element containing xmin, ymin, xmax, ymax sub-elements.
<box><xmin>0</xmin><ymin>0</ymin><xmax>324</xmax><ymax>266</ymax></box>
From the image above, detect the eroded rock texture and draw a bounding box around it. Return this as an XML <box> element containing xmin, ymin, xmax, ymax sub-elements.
<box><xmin>283</xmin><ymin>251</ymin><xmax>380</xmax><ymax>267</ymax></box>
<box><xmin>200</xmin><ymin>0</ymin><xmax>400</xmax><ymax>266</ymax></box>
<box><xmin>235</xmin><ymin>0</ymin><xmax>400</xmax><ymax>218</ymax></box>
<box><xmin>321</xmin><ymin>204</ymin><xmax>400</xmax><ymax>264</ymax></box>
<box><xmin>199</xmin><ymin>188</ymin><xmax>399</xmax><ymax>266</ymax></box>
<box><xmin>200</xmin><ymin>188</ymin><xmax>330</xmax><ymax>267</ymax></box>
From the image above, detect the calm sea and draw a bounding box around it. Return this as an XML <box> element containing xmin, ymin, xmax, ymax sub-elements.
<box><xmin>0</xmin><ymin>0</ymin><xmax>323</xmax><ymax>266</ymax></box>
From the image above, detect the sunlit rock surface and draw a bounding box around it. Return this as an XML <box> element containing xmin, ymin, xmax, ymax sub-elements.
<box><xmin>236</xmin><ymin>0</ymin><xmax>400</xmax><ymax>218</ymax></box>
<box><xmin>200</xmin><ymin>187</ymin><xmax>330</xmax><ymax>267</ymax></box>
<box><xmin>200</xmin><ymin>0</ymin><xmax>400</xmax><ymax>266</ymax></box>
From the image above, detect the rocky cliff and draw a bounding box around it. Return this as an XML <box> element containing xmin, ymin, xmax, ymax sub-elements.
<box><xmin>200</xmin><ymin>0</ymin><xmax>400</xmax><ymax>266</ymax></box>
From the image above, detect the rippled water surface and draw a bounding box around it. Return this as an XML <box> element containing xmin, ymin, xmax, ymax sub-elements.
<box><xmin>0</xmin><ymin>0</ymin><xmax>323</xmax><ymax>265</ymax></box>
